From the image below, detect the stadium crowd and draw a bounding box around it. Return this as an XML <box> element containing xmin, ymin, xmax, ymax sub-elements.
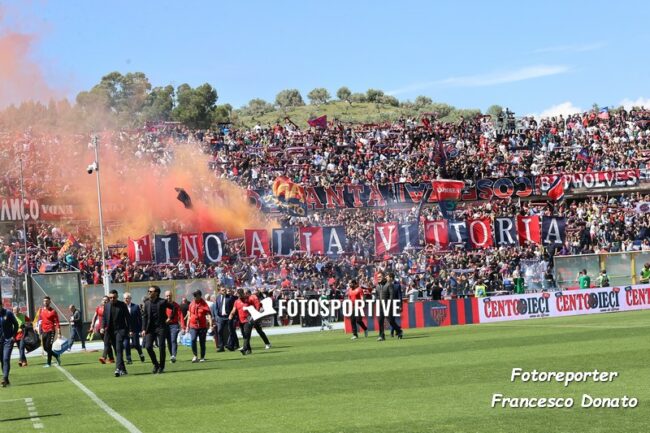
<box><xmin>2</xmin><ymin>106</ymin><xmax>650</xmax><ymax>299</ymax></box>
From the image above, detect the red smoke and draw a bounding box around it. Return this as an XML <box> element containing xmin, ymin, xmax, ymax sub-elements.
<box><xmin>0</xmin><ymin>6</ymin><xmax>273</xmax><ymax>242</ymax></box>
<box><xmin>0</xmin><ymin>7</ymin><xmax>59</xmax><ymax>107</ymax></box>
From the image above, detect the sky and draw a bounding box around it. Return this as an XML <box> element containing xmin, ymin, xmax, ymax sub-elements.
<box><xmin>2</xmin><ymin>0</ymin><xmax>650</xmax><ymax>117</ymax></box>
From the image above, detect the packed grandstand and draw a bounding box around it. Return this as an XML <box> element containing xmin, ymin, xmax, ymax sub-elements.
<box><xmin>2</xmin><ymin>106</ymin><xmax>650</xmax><ymax>304</ymax></box>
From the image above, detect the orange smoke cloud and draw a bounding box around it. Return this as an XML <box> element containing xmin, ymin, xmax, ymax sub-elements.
<box><xmin>0</xmin><ymin>7</ymin><xmax>59</xmax><ymax>107</ymax></box>
<box><xmin>0</xmin><ymin>5</ymin><xmax>271</xmax><ymax>241</ymax></box>
<box><xmin>71</xmin><ymin>135</ymin><xmax>274</xmax><ymax>243</ymax></box>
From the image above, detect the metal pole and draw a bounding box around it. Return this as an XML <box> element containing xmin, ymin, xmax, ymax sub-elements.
<box><xmin>92</xmin><ymin>135</ymin><xmax>110</xmax><ymax>295</ymax></box>
<box><xmin>18</xmin><ymin>158</ymin><xmax>31</xmax><ymax>315</ymax></box>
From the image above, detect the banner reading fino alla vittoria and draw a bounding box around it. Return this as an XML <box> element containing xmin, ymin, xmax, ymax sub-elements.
<box><xmin>124</xmin><ymin>216</ymin><xmax>565</xmax><ymax>263</ymax></box>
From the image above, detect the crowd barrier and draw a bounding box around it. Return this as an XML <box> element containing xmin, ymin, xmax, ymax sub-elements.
<box><xmin>343</xmin><ymin>285</ymin><xmax>650</xmax><ymax>332</ymax></box>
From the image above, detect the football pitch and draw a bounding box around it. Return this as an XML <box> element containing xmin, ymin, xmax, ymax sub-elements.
<box><xmin>1</xmin><ymin>311</ymin><xmax>649</xmax><ymax>433</ymax></box>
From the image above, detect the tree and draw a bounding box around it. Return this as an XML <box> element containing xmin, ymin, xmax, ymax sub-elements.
<box><xmin>336</xmin><ymin>86</ymin><xmax>352</xmax><ymax>104</ymax></box>
<box><xmin>142</xmin><ymin>85</ymin><xmax>175</xmax><ymax>122</ymax></box>
<box><xmin>244</xmin><ymin>98</ymin><xmax>275</xmax><ymax>116</ymax></box>
<box><xmin>172</xmin><ymin>83</ymin><xmax>218</xmax><ymax>129</ymax></box>
<box><xmin>381</xmin><ymin>95</ymin><xmax>400</xmax><ymax>107</ymax></box>
<box><xmin>75</xmin><ymin>71</ymin><xmax>153</xmax><ymax>126</ymax></box>
<box><xmin>366</xmin><ymin>88</ymin><xmax>384</xmax><ymax>103</ymax></box>
<box><xmin>350</xmin><ymin>93</ymin><xmax>367</xmax><ymax>103</ymax></box>
<box><xmin>307</xmin><ymin>88</ymin><xmax>331</xmax><ymax>105</ymax></box>
<box><xmin>414</xmin><ymin>95</ymin><xmax>432</xmax><ymax>108</ymax></box>
<box><xmin>212</xmin><ymin>104</ymin><xmax>232</xmax><ymax>124</ymax></box>
<box><xmin>486</xmin><ymin>104</ymin><xmax>504</xmax><ymax>119</ymax></box>
<box><xmin>275</xmin><ymin>89</ymin><xmax>305</xmax><ymax>110</ymax></box>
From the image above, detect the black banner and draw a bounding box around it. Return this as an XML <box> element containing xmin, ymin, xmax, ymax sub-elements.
<box><xmin>494</xmin><ymin>218</ymin><xmax>518</xmax><ymax>246</ymax></box>
<box><xmin>203</xmin><ymin>232</ymin><xmax>225</xmax><ymax>263</ymax></box>
<box><xmin>154</xmin><ymin>234</ymin><xmax>179</xmax><ymax>264</ymax></box>
<box><xmin>272</xmin><ymin>228</ymin><xmax>297</xmax><ymax>256</ymax></box>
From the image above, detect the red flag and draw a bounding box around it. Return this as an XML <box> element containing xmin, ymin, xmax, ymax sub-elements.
<box><xmin>374</xmin><ymin>222</ymin><xmax>399</xmax><ymax>255</ymax></box>
<box><xmin>547</xmin><ymin>176</ymin><xmax>565</xmax><ymax>202</ymax></box>
<box><xmin>299</xmin><ymin>227</ymin><xmax>324</xmax><ymax>255</ymax></box>
<box><xmin>424</xmin><ymin>220</ymin><xmax>449</xmax><ymax>248</ymax></box>
<box><xmin>431</xmin><ymin>179</ymin><xmax>465</xmax><ymax>201</ymax></box>
<box><xmin>467</xmin><ymin>218</ymin><xmax>494</xmax><ymax>248</ymax></box>
<box><xmin>127</xmin><ymin>235</ymin><xmax>152</xmax><ymax>262</ymax></box>
<box><xmin>307</xmin><ymin>115</ymin><xmax>327</xmax><ymax>129</ymax></box>
<box><xmin>516</xmin><ymin>216</ymin><xmax>541</xmax><ymax>245</ymax></box>
<box><xmin>244</xmin><ymin>229</ymin><xmax>270</xmax><ymax>258</ymax></box>
<box><xmin>180</xmin><ymin>233</ymin><xmax>203</xmax><ymax>261</ymax></box>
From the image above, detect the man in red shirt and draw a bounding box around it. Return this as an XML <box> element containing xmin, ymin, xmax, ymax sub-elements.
<box><xmin>90</xmin><ymin>296</ymin><xmax>114</xmax><ymax>364</ymax></box>
<box><xmin>186</xmin><ymin>290</ymin><xmax>211</xmax><ymax>362</ymax></box>
<box><xmin>348</xmin><ymin>280</ymin><xmax>368</xmax><ymax>340</ymax></box>
<box><xmin>38</xmin><ymin>296</ymin><xmax>61</xmax><ymax>367</ymax></box>
<box><xmin>246</xmin><ymin>289</ymin><xmax>271</xmax><ymax>350</ymax></box>
<box><xmin>229</xmin><ymin>288</ymin><xmax>253</xmax><ymax>355</ymax></box>
<box><xmin>163</xmin><ymin>291</ymin><xmax>184</xmax><ymax>363</ymax></box>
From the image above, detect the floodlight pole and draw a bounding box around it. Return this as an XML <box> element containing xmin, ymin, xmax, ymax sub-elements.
<box><xmin>91</xmin><ymin>135</ymin><xmax>110</xmax><ymax>295</ymax></box>
<box><xmin>18</xmin><ymin>158</ymin><xmax>31</xmax><ymax>314</ymax></box>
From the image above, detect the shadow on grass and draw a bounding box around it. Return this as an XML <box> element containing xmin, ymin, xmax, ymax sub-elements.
<box><xmin>16</xmin><ymin>379</ymin><xmax>64</xmax><ymax>386</ymax></box>
<box><xmin>0</xmin><ymin>413</ymin><xmax>61</xmax><ymax>422</ymax></box>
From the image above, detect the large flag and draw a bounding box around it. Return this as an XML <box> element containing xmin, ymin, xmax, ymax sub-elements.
<box><xmin>175</xmin><ymin>187</ymin><xmax>193</xmax><ymax>209</ymax></box>
<box><xmin>154</xmin><ymin>234</ymin><xmax>179</xmax><ymax>264</ymax></box>
<box><xmin>299</xmin><ymin>227</ymin><xmax>324</xmax><ymax>255</ymax></box>
<box><xmin>272</xmin><ymin>228</ymin><xmax>296</xmax><ymax>256</ymax></box>
<box><xmin>424</xmin><ymin>220</ymin><xmax>449</xmax><ymax>248</ymax></box>
<box><xmin>374</xmin><ymin>222</ymin><xmax>399</xmax><ymax>255</ymax></box>
<box><xmin>542</xmin><ymin>217</ymin><xmax>566</xmax><ymax>246</ymax></box>
<box><xmin>431</xmin><ymin>179</ymin><xmax>464</xmax><ymax>219</ymax></box>
<box><xmin>57</xmin><ymin>235</ymin><xmax>80</xmax><ymax>259</ymax></box>
<box><xmin>547</xmin><ymin>176</ymin><xmax>565</xmax><ymax>202</ymax></box>
<box><xmin>244</xmin><ymin>229</ymin><xmax>270</xmax><ymax>258</ymax></box>
<box><xmin>494</xmin><ymin>218</ymin><xmax>518</xmax><ymax>246</ymax></box>
<box><xmin>307</xmin><ymin>115</ymin><xmax>327</xmax><ymax>129</ymax></box>
<box><xmin>127</xmin><ymin>235</ymin><xmax>152</xmax><ymax>262</ymax></box>
<box><xmin>467</xmin><ymin>218</ymin><xmax>493</xmax><ymax>249</ymax></box>
<box><xmin>203</xmin><ymin>232</ymin><xmax>225</xmax><ymax>263</ymax></box>
<box><xmin>516</xmin><ymin>215</ymin><xmax>541</xmax><ymax>245</ymax></box>
<box><xmin>180</xmin><ymin>233</ymin><xmax>203</xmax><ymax>261</ymax></box>
<box><xmin>576</xmin><ymin>148</ymin><xmax>591</xmax><ymax>163</ymax></box>
<box><xmin>272</xmin><ymin>176</ymin><xmax>307</xmax><ymax>216</ymax></box>
<box><xmin>323</xmin><ymin>226</ymin><xmax>346</xmax><ymax>256</ymax></box>
<box><xmin>597</xmin><ymin>107</ymin><xmax>610</xmax><ymax>120</ymax></box>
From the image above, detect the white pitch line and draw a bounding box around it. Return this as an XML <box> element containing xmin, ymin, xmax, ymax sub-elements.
<box><xmin>55</xmin><ymin>366</ymin><xmax>142</xmax><ymax>433</ymax></box>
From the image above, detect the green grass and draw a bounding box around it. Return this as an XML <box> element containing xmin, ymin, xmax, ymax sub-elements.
<box><xmin>2</xmin><ymin>312</ymin><xmax>650</xmax><ymax>433</ymax></box>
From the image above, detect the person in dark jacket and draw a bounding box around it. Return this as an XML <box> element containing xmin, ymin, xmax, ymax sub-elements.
<box><xmin>101</xmin><ymin>289</ymin><xmax>132</xmax><ymax>377</ymax></box>
<box><xmin>388</xmin><ymin>273</ymin><xmax>403</xmax><ymax>338</ymax></box>
<box><xmin>68</xmin><ymin>305</ymin><xmax>86</xmax><ymax>351</ymax></box>
<box><xmin>0</xmin><ymin>306</ymin><xmax>19</xmax><ymax>387</ymax></box>
<box><xmin>141</xmin><ymin>285</ymin><xmax>176</xmax><ymax>374</ymax></box>
<box><xmin>123</xmin><ymin>292</ymin><xmax>145</xmax><ymax>364</ymax></box>
<box><xmin>374</xmin><ymin>272</ymin><xmax>402</xmax><ymax>341</ymax></box>
<box><xmin>210</xmin><ymin>287</ymin><xmax>237</xmax><ymax>352</ymax></box>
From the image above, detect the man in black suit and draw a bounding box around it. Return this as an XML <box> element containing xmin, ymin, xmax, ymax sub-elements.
<box><xmin>375</xmin><ymin>272</ymin><xmax>403</xmax><ymax>341</ymax></box>
<box><xmin>210</xmin><ymin>287</ymin><xmax>237</xmax><ymax>352</ymax></box>
<box><xmin>101</xmin><ymin>289</ymin><xmax>132</xmax><ymax>377</ymax></box>
<box><xmin>123</xmin><ymin>292</ymin><xmax>145</xmax><ymax>364</ymax></box>
<box><xmin>141</xmin><ymin>285</ymin><xmax>176</xmax><ymax>374</ymax></box>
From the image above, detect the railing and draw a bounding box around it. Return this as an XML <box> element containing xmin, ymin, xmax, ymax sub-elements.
<box><xmin>554</xmin><ymin>251</ymin><xmax>650</xmax><ymax>289</ymax></box>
